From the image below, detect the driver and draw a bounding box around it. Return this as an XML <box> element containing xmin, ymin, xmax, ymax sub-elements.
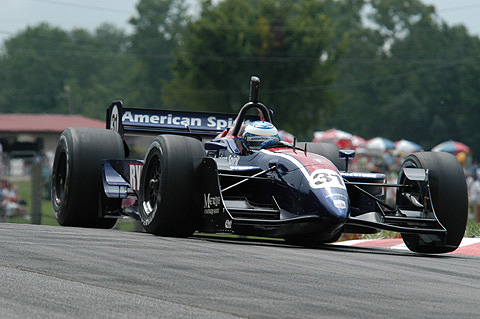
<box><xmin>242</xmin><ymin>121</ymin><xmax>280</xmax><ymax>150</ymax></box>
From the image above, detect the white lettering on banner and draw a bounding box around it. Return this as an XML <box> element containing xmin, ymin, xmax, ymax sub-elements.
<box><xmin>135</xmin><ymin>114</ymin><xmax>150</xmax><ymax>123</ymax></box>
<box><xmin>207</xmin><ymin>116</ymin><xmax>234</xmax><ymax>130</ymax></box>
<box><xmin>122</xmin><ymin>111</ymin><xmax>202</xmax><ymax>127</ymax></box>
<box><xmin>121</xmin><ymin>111</ymin><xmax>255</xmax><ymax>131</ymax></box>
<box><xmin>150</xmin><ymin>115</ymin><xmax>159</xmax><ymax>124</ymax></box>
<box><xmin>309</xmin><ymin>169</ymin><xmax>346</xmax><ymax>189</ymax></box>
<box><xmin>129</xmin><ymin>164</ymin><xmax>143</xmax><ymax>191</ymax></box>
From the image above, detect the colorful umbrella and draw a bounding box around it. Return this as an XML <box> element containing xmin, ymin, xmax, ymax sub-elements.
<box><xmin>431</xmin><ymin>140</ymin><xmax>471</xmax><ymax>154</ymax></box>
<box><xmin>366</xmin><ymin>137</ymin><xmax>395</xmax><ymax>152</ymax></box>
<box><xmin>278</xmin><ymin>130</ymin><xmax>295</xmax><ymax>144</ymax></box>
<box><xmin>313</xmin><ymin>129</ymin><xmax>365</xmax><ymax>149</ymax></box>
<box><xmin>394</xmin><ymin>139</ymin><xmax>423</xmax><ymax>154</ymax></box>
<box><xmin>313</xmin><ymin>128</ymin><xmax>352</xmax><ymax>142</ymax></box>
<box><xmin>352</xmin><ymin>135</ymin><xmax>367</xmax><ymax>148</ymax></box>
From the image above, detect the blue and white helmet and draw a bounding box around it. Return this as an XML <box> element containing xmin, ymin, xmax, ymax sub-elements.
<box><xmin>243</xmin><ymin>121</ymin><xmax>280</xmax><ymax>150</ymax></box>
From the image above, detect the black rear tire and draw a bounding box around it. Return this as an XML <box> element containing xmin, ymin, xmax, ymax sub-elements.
<box><xmin>303</xmin><ymin>142</ymin><xmax>345</xmax><ymax>171</ymax></box>
<box><xmin>52</xmin><ymin>127</ymin><xmax>125</xmax><ymax>228</ymax></box>
<box><xmin>139</xmin><ymin>135</ymin><xmax>205</xmax><ymax>237</ymax></box>
<box><xmin>398</xmin><ymin>152</ymin><xmax>468</xmax><ymax>253</ymax></box>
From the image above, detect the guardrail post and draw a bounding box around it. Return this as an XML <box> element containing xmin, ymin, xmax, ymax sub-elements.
<box><xmin>31</xmin><ymin>160</ymin><xmax>42</xmax><ymax>225</ymax></box>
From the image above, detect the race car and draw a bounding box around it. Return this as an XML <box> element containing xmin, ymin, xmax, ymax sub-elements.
<box><xmin>51</xmin><ymin>76</ymin><xmax>468</xmax><ymax>253</ymax></box>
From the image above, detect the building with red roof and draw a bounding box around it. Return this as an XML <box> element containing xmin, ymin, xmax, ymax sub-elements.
<box><xmin>0</xmin><ymin>114</ymin><xmax>105</xmax><ymax>156</ymax></box>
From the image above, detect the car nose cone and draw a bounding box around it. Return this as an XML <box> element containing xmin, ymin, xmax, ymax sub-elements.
<box><xmin>314</xmin><ymin>187</ymin><xmax>349</xmax><ymax>223</ymax></box>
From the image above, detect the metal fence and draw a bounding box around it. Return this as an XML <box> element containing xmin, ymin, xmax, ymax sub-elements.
<box><xmin>0</xmin><ymin>153</ymin><xmax>48</xmax><ymax>224</ymax></box>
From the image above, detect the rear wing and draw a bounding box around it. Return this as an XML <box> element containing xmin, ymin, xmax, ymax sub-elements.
<box><xmin>106</xmin><ymin>101</ymin><xmax>258</xmax><ymax>138</ymax></box>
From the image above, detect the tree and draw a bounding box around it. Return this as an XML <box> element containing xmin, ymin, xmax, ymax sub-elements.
<box><xmin>0</xmin><ymin>23</ymin><xmax>73</xmax><ymax>113</ymax></box>
<box><xmin>322</xmin><ymin>0</ymin><xmax>388</xmax><ymax>136</ymax></box>
<box><xmin>365</xmin><ymin>0</ymin><xmax>480</xmax><ymax>154</ymax></box>
<box><xmin>164</xmin><ymin>0</ymin><xmax>341</xmax><ymax>138</ymax></box>
<box><xmin>67</xmin><ymin>24</ymin><xmax>139</xmax><ymax>119</ymax></box>
<box><xmin>324</xmin><ymin>0</ymin><xmax>480</xmax><ymax>158</ymax></box>
<box><xmin>0</xmin><ymin>23</ymin><xmax>135</xmax><ymax>119</ymax></box>
<box><xmin>128</xmin><ymin>0</ymin><xmax>189</xmax><ymax>108</ymax></box>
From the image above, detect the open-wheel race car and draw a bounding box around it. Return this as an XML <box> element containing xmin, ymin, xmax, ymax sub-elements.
<box><xmin>52</xmin><ymin>76</ymin><xmax>468</xmax><ymax>254</ymax></box>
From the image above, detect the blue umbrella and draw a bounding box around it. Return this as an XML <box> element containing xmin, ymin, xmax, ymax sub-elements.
<box><xmin>432</xmin><ymin>140</ymin><xmax>470</xmax><ymax>154</ymax></box>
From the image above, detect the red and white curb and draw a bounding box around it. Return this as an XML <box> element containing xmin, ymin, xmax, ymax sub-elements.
<box><xmin>333</xmin><ymin>237</ymin><xmax>480</xmax><ymax>256</ymax></box>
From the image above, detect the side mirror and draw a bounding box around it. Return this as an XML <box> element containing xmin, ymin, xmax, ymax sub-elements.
<box><xmin>339</xmin><ymin>150</ymin><xmax>355</xmax><ymax>172</ymax></box>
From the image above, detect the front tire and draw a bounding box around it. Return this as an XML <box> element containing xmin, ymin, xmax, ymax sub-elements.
<box><xmin>52</xmin><ymin>127</ymin><xmax>125</xmax><ymax>228</ymax></box>
<box><xmin>398</xmin><ymin>152</ymin><xmax>468</xmax><ymax>253</ymax></box>
<box><xmin>139</xmin><ymin>135</ymin><xmax>205</xmax><ymax>237</ymax></box>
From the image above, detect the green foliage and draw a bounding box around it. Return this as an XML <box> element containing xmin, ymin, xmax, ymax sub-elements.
<box><xmin>324</xmin><ymin>0</ymin><xmax>480</xmax><ymax>158</ymax></box>
<box><xmin>0</xmin><ymin>23</ymin><xmax>136</xmax><ymax>119</ymax></box>
<box><xmin>7</xmin><ymin>179</ymin><xmax>56</xmax><ymax>226</ymax></box>
<box><xmin>129</xmin><ymin>0</ymin><xmax>189</xmax><ymax>107</ymax></box>
<box><xmin>164</xmin><ymin>0</ymin><xmax>340</xmax><ymax>137</ymax></box>
<box><xmin>466</xmin><ymin>218</ymin><xmax>480</xmax><ymax>238</ymax></box>
<box><xmin>1</xmin><ymin>24</ymin><xmax>71</xmax><ymax>114</ymax></box>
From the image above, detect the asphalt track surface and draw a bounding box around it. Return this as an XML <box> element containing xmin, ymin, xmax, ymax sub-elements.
<box><xmin>1</xmin><ymin>223</ymin><xmax>480</xmax><ymax>319</ymax></box>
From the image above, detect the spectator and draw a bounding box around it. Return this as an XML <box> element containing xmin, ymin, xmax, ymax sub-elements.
<box><xmin>467</xmin><ymin>173</ymin><xmax>480</xmax><ymax>220</ymax></box>
<box><xmin>1</xmin><ymin>181</ymin><xmax>27</xmax><ymax>219</ymax></box>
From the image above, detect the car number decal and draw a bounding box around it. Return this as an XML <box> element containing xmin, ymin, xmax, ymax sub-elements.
<box><xmin>110</xmin><ymin>104</ymin><xmax>120</xmax><ymax>133</ymax></box>
<box><xmin>309</xmin><ymin>169</ymin><xmax>345</xmax><ymax>189</ymax></box>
